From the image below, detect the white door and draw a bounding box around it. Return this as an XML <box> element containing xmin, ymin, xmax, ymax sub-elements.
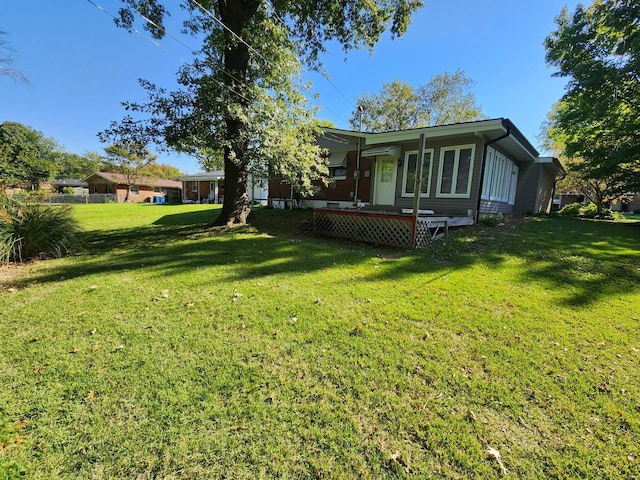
<box><xmin>374</xmin><ymin>157</ymin><xmax>397</xmax><ymax>205</ymax></box>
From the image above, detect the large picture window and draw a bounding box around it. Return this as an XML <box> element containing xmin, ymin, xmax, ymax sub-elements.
<box><xmin>402</xmin><ymin>149</ymin><xmax>433</xmax><ymax>197</ymax></box>
<box><xmin>436</xmin><ymin>144</ymin><xmax>475</xmax><ymax>198</ymax></box>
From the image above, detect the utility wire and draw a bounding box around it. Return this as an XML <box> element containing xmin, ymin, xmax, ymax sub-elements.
<box><xmin>83</xmin><ymin>0</ymin><xmax>250</xmax><ymax>103</ymax></box>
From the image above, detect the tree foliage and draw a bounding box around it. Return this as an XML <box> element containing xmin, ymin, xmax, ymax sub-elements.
<box><xmin>54</xmin><ymin>151</ymin><xmax>106</xmax><ymax>180</ymax></box>
<box><xmin>103</xmin><ymin>0</ymin><xmax>423</xmax><ymax>225</ymax></box>
<box><xmin>545</xmin><ymin>0</ymin><xmax>640</xmax><ymax>200</ymax></box>
<box><xmin>349</xmin><ymin>70</ymin><xmax>485</xmax><ymax>132</ymax></box>
<box><xmin>103</xmin><ymin>143</ymin><xmax>157</xmax><ymax>201</ymax></box>
<box><xmin>0</xmin><ymin>121</ymin><xmax>59</xmax><ymax>189</ymax></box>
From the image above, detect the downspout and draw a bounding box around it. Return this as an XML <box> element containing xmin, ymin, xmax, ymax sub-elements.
<box><xmin>475</xmin><ymin>123</ymin><xmax>512</xmax><ymax>223</ymax></box>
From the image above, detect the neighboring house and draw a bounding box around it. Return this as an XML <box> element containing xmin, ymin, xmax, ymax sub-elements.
<box><xmin>552</xmin><ymin>191</ymin><xmax>586</xmax><ymax>211</ymax></box>
<box><xmin>50</xmin><ymin>179</ymin><xmax>89</xmax><ymax>194</ymax></box>
<box><xmin>84</xmin><ymin>172</ymin><xmax>182</xmax><ymax>203</ymax></box>
<box><xmin>179</xmin><ymin>171</ymin><xmax>268</xmax><ymax>205</ymax></box>
<box><xmin>611</xmin><ymin>193</ymin><xmax>640</xmax><ymax>213</ymax></box>
<box><xmin>269</xmin><ymin>118</ymin><xmax>565</xmax><ymax>218</ymax></box>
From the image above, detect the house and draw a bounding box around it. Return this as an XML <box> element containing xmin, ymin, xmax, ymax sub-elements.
<box><xmin>179</xmin><ymin>171</ymin><xmax>268</xmax><ymax>205</ymax></box>
<box><xmin>50</xmin><ymin>179</ymin><xmax>89</xmax><ymax>194</ymax></box>
<box><xmin>83</xmin><ymin>172</ymin><xmax>182</xmax><ymax>203</ymax></box>
<box><xmin>611</xmin><ymin>193</ymin><xmax>640</xmax><ymax>213</ymax></box>
<box><xmin>269</xmin><ymin>118</ymin><xmax>565</xmax><ymax>248</ymax></box>
<box><xmin>270</xmin><ymin>118</ymin><xmax>564</xmax><ymax>217</ymax></box>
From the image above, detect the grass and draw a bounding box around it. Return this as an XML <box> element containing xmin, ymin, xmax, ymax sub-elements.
<box><xmin>1</xmin><ymin>204</ymin><xmax>639</xmax><ymax>479</ymax></box>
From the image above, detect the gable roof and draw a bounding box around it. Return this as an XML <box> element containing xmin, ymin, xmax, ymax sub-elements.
<box><xmin>84</xmin><ymin>172</ymin><xmax>182</xmax><ymax>189</ymax></box>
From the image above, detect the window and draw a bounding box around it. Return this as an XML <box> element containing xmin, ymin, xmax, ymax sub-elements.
<box><xmin>328</xmin><ymin>151</ymin><xmax>348</xmax><ymax>180</ymax></box>
<box><xmin>481</xmin><ymin>147</ymin><xmax>518</xmax><ymax>205</ymax></box>
<box><xmin>153</xmin><ymin>187</ymin><xmax>161</xmax><ymax>193</ymax></box>
<box><xmin>329</xmin><ymin>166</ymin><xmax>347</xmax><ymax>179</ymax></box>
<box><xmin>192</xmin><ymin>181</ymin><xmax>198</xmax><ymax>192</ymax></box>
<box><xmin>436</xmin><ymin>145</ymin><xmax>475</xmax><ymax>198</ymax></box>
<box><xmin>402</xmin><ymin>149</ymin><xmax>433</xmax><ymax>197</ymax></box>
<box><xmin>130</xmin><ymin>185</ymin><xmax>139</xmax><ymax>195</ymax></box>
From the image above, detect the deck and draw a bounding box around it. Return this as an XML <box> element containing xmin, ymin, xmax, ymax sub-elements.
<box><xmin>313</xmin><ymin>207</ymin><xmax>474</xmax><ymax>249</ymax></box>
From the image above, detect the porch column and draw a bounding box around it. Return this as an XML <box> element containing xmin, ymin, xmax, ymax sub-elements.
<box><xmin>411</xmin><ymin>133</ymin><xmax>427</xmax><ymax>248</ymax></box>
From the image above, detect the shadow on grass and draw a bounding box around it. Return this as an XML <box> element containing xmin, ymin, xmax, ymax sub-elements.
<box><xmin>5</xmin><ymin>209</ymin><xmax>640</xmax><ymax>308</ymax></box>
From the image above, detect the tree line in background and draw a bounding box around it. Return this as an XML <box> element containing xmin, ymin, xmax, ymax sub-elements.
<box><xmin>544</xmin><ymin>0</ymin><xmax>640</xmax><ymax>216</ymax></box>
<box><xmin>0</xmin><ymin>121</ymin><xmax>183</xmax><ymax>191</ymax></box>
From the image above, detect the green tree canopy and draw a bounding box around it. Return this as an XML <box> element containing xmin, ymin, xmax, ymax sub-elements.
<box><xmin>350</xmin><ymin>70</ymin><xmax>485</xmax><ymax>132</ymax></box>
<box><xmin>0</xmin><ymin>121</ymin><xmax>59</xmax><ymax>189</ymax></box>
<box><xmin>54</xmin><ymin>151</ymin><xmax>106</xmax><ymax>180</ymax></box>
<box><xmin>545</xmin><ymin>0</ymin><xmax>640</xmax><ymax>197</ymax></box>
<box><xmin>102</xmin><ymin>0</ymin><xmax>423</xmax><ymax>225</ymax></box>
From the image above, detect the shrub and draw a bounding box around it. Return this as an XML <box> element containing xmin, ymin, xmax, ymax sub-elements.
<box><xmin>558</xmin><ymin>202</ymin><xmax>583</xmax><ymax>216</ymax></box>
<box><xmin>478</xmin><ymin>215</ymin><xmax>503</xmax><ymax>227</ymax></box>
<box><xmin>0</xmin><ymin>196</ymin><xmax>81</xmax><ymax>263</ymax></box>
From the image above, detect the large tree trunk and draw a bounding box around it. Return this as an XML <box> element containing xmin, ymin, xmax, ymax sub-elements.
<box><xmin>213</xmin><ymin>0</ymin><xmax>260</xmax><ymax>227</ymax></box>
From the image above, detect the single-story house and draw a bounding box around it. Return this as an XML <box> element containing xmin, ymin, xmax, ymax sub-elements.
<box><xmin>50</xmin><ymin>179</ymin><xmax>89</xmax><ymax>194</ymax></box>
<box><xmin>179</xmin><ymin>171</ymin><xmax>268</xmax><ymax>205</ymax></box>
<box><xmin>84</xmin><ymin>172</ymin><xmax>182</xmax><ymax>203</ymax></box>
<box><xmin>610</xmin><ymin>193</ymin><xmax>640</xmax><ymax>213</ymax></box>
<box><xmin>269</xmin><ymin>118</ymin><xmax>565</xmax><ymax>248</ymax></box>
<box><xmin>270</xmin><ymin>118</ymin><xmax>565</xmax><ymax>218</ymax></box>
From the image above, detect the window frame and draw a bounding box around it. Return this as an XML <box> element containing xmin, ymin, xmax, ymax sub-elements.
<box><xmin>481</xmin><ymin>147</ymin><xmax>519</xmax><ymax>205</ymax></box>
<box><xmin>129</xmin><ymin>185</ymin><xmax>139</xmax><ymax>195</ymax></box>
<box><xmin>401</xmin><ymin>148</ymin><xmax>434</xmax><ymax>198</ymax></box>
<box><xmin>329</xmin><ymin>166</ymin><xmax>347</xmax><ymax>180</ymax></box>
<box><xmin>435</xmin><ymin>144</ymin><xmax>476</xmax><ymax>198</ymax></box>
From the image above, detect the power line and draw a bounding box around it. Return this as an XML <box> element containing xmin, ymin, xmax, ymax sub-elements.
<box><xmin>83</xmin><ymin>0</ymin><xmax>250</xmax><ymax>103</ymax></box>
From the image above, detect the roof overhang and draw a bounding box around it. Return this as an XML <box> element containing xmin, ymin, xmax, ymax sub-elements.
<box><xmin>321</xmin><ymin>119</ymin><xmax>539</xmax><ymax>164</ymax></box>
<box><xmin>178</xmin><ymin>172</ymin><xmax>225</xmax><ymax>181</ymax></box>
<box><xmin>536</xmin><ymin>156</ymin><xmax>567</xmax><ymax>177</ymax></box>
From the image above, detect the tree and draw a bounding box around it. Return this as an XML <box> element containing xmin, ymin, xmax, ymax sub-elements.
<box><xmin>349</xmin><ymin>70</ymin><xmax>484</xmax><ymax>132</ymax></box>
<box><xmin>103</xmin><ymin>0</ymin><xmax>423</xmax><ymax>226</ymax></box>
<box><xmin>141</xmin><ymin>162</ymin><xmax>183</xmax><ymax>179</ymax></box>
<box><xmin>103</xmin><ymin>143</ymin><xmax>157</xmax><ymax>202</ymax></box>
<box><xmin>0</xmin><ymin>121</ymin><xmax>59</xmax><ymax>189</ymax></box>
<box><xmin>54</xmin><ymin>151</ymin><xmax>106</xmax><ymax>179</ymax></box>
<box><xmin>542</xmin><ymin>110</ymin><xmax>625</xmax><ymax>216</ymax></box>
<box><xmin>545</xmin><ymin>0</ymin><xmax>640</xmax><ymax>205</ymax></box>
<box><xmin>0</xmin><ymin>30</ymin><xmax>29</xmax><ymax>84</ymax></box>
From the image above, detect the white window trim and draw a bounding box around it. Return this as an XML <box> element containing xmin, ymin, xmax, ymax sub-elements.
<box><xmin>401</xmin><ymin>149</ymin><xmax>434</xmax><ymax>197</ymax></box>
<box><xmin>436</xmin><ymin>144</ymin><xmax>476</xmax><ymax>198</ymax></box>
<box><xmin>482</xmin><ymin>147</ymin><xmax>519</xmax><ymax>205</ymax></box>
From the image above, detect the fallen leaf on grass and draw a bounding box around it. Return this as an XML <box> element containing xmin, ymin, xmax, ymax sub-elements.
<box><xmin>69</xmin><ymin>347</ymin><xmax>80</xmax><ymax>354</ymax></box>
<box><xmin>487</xmin><ymin>447</ymin><xmax>508</xmax><ymax>474</ymax></box>
<box><xmin>15</xmin><ymin>435</ymin><xmax>24</xmax><ymax>444</ymax></box>
<box><xmin>15</xmin><ymin>420</ymin><xmax>30</xmax><ymax>430</ymax></box>
<box><xmin>88</xmin><ymin>285</ymin><xmax>98</xmax><ymax>291</ymax></box>
<box><xmin>112</xmin><ymin>344</ymin><xmax>124</xmax><ymax>353</ymax></box>
<box><xmin>85</xmin><ymin>390</ymin><xmax>95</xmax><ymax>400</ymax></box>
<box><xmin>390</xmin><ymin>452</ymin><xmax>411</xmax><ymax>473</ymax></box>
<box><xmin>7</xmin><ymin>287</ymin><xmax>18</xmax><ymax>293</ymax></box>
<box><xmin>91</xmin><ymin>344</ymin><xmax>99</xmax><ymax>352</ymax></box>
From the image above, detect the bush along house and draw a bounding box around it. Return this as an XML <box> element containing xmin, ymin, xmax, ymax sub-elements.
<box><xmin>269</xmin><ymin>118</ymin><xmax>565</xmax><ymax>248</ymax></box>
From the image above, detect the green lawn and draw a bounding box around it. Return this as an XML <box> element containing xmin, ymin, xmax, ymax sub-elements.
<box><xmin>1</xmin><ymin>204</ymin><xmax>639</xmax><ymax>479</ymax></box>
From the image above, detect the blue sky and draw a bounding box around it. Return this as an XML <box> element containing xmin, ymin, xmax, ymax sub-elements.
<box><xmin>1</xmin><ymin>1</ymin><xmax>581</xmax><ymax>174</ymax></box>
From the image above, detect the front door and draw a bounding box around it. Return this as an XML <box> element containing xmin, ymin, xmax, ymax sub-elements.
<box><xmin>374</xmin><ymin>157</ymin><xmax>397</xmax><ymax>206</ymax></box>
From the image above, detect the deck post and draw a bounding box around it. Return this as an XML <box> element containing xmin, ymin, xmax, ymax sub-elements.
<box><xmin>411</xmin><ymin>133</ymin><xmax>427</xmax><ymax>248</ymax></box>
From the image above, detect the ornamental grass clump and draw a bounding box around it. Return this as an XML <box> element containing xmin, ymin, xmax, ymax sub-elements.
<box><xmin>0</xmin><ymin>195</ymin><xmax>81</xmax><ymax>263</ymax></box>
